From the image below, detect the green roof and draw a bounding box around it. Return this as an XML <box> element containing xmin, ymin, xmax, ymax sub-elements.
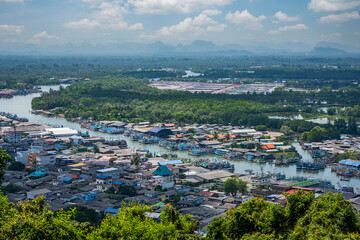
<box><xmin>288</xmin><ymin>180</ymin><xmax>320</xmax><ymax>187</ymax></box>
<box><xmin>152</xmin><ymin>165</ymin><xmax>173</xmax><ymax>176</ymax></box>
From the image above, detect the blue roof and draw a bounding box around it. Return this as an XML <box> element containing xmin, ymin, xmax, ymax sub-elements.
<box><xmin>114</xmin><ymin>181</ymin><xmax>125</xmax><ymax>185</ymax></box>
<box><xmin>97</xmin><ymin>174</ymin><xmax>110</xmax><ymax>179</ymax></box>
<box><xmin>60</xmin><ymin>177</ymin><xmax>73</xmax><ymax>182</ymax></box>
<box><xmin>267</xmin><ymin>194</ymin><xmax>279</xmax><ymax>198</ymax></box>
<box><xmin>158</xmin><ymin>160</ymin><xmax>183</xmax><ymax>165</ymax></box>
<box><xmin>339</xmin><ymin>159</ymin><xmax>360</xmax><ymax>167</ymax></box>
<box><xmin>79</xmin><ymin>174</ymin><xmax>89</xmax><ymax>178</ymax></box>
<box><xmin>29</xmin><ymin>171</ymin><xmax>46</xmax><ymax>177</ymax></box>
<box><xmin>152</xmin><ymin>164</ymin><xmax>173</xmax><ymax>176</ymax></box>
<box><xmin>105</xmin><ymin>208</ymin><xmax>119</xmax><ymax>214</ymax></box>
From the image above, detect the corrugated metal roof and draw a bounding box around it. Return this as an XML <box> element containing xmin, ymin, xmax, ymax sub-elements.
<box><xmin>158</xmin><ymin>160</ymin><xmax>183</xmax><ymax>165</ymax></box>
<box><xmin>97</xmin><ymin>174</ymin><xmax>110</xmax><ymax>179</ymax></box>
<box><xmin>339</xmin><ymin>159</ymin><xmax>360</xmax><ymax>167</ymax></box>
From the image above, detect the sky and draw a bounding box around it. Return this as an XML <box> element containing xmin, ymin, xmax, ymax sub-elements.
<box><xmin>0</xmin><ymin>0</ymin><xmax>360</xmax><ymax>47</ymax></box>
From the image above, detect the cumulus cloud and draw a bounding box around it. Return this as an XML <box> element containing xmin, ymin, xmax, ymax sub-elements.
<box><xmin>226</xmin><ymin>10</ymin><xmax>266</xmax><ymax>30</ymax></box>
<box><xmin>64</xmin><ymin>18</ymin><xmax>142</xmax><ymax>30</ymax></box>
<box><xmin>64</xmin><ymin>18</ymin><xmax>101</xmax><ymax>29</ymax></box>
<box><xmin>272</xmin><ymin>11</ymin><xmax>301</xmax><ymax>23</ymax></box>
<box><xmin>0</xmin><ymin>24</ymin><xmax>24</xmax><ymax>35</ymax></box>
<box><xmin>29</xmin><ymin>31</ymin><xmax>60</xmax><ymax>43</ymax></box>
<box><xmin>268</xmin><ymin>23</ymin><xmax>308</xmax><ymax>34</ymax></box>
<box><xmin>106</xmin><ymin>22</ymin><xmax>143</xmax><ymax>30</ymax></box>
<box><xmin>308</xmin><ymin>0</ymin><xmax>360</xmax><ymax>12</ymax></box>
<box><xmin>92</xmin><ymin>2</ymin><xmax>128</xmax><ymax>23</ymax></box>
<box><xmin>65</xmin><ymin>1</ymin><xmax>142</xmax><ymax>31</ymax></box>
<box><xmin>141</xmin><ymin>11</ymin><xmax>225</xmax><ymax>40</ymax></box>
<box><xmin>319</xmin><ymin>11</ymin><xmax>360</xmax><ymax>23</ymax></box>
<box><xmin>128</xmin><ymin>0</ymin><xmax>233</xmax><ymax>14</ymax></box>
<box><xmin>202</xmin><ymin>9</ymin><xmax>222</xmax><ymax>16</ymax></box>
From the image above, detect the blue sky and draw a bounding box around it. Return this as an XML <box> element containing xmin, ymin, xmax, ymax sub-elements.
<box><xmin>0</xmin><ymin>0</ymin><xmax>360</xmax><ymax>46</ymax></box>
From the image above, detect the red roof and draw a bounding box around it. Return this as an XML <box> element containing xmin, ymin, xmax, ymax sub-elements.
<box><xmin>65</xmin><ymin>174</ymin><xmax>78</xmax><ymax>178</ymax></box>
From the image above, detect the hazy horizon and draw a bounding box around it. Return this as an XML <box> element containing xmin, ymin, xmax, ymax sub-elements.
<box><xmin>1</xmin><ymin>0</ymin><xmax>360</xmax><ymax>49</ymax></box>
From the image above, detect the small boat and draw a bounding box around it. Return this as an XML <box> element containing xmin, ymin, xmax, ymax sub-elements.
<box><xmin>340</xmin><ymin>178</ymin><xmax>350</xmax><ymax>181</ymax></box>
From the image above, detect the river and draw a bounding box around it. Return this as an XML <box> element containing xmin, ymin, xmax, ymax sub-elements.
<box><xmin>1</xmin><ymin>84</ymin><xmax>359</xmax><ymax>193</ymax></box>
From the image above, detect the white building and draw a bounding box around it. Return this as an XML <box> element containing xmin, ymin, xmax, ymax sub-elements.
<box><xmin>45</xmin><ymin>128</ymin><xmax>79</xmax><ymax>138</ymax></box>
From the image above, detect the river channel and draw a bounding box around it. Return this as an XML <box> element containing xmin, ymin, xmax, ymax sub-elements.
<box><xmin>1</xmin><ymin>85</ymin><xmax>359</xmax><ymax>193</ymax></box>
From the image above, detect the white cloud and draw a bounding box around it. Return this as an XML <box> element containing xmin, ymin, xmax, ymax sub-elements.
<box><xmin>92</xmin><ymin>2</ymin><xmax>128</xmax><ymax>23</ymax></box>
<box><xmin>64</xmin><ymin>18</ymin><xmax>101</xmax><ymax>29</ymax></box>
<box><xmin>279</xmin><ymin>24</ymin><xmax>308</xmax><ymax>31</ymax></box>
<box><xmin>202</xmin><ymin>9</ymin><xmax>222</xmax><ymax>16</ymax></box>
<box><xmin>272</xmin><ymin>11</ymin><xmax>301</xmax><ymax>23</ymax></box>
<box><xmin>319</xmin><ymin>11</ymin><xmax>360</xmax><ymax>23</ymax></box>
<box><xmin>29</xmin><ymin>31</ymin><xmax>60</xmax><ymax>43</ymax></box>
<box><xmin>0</xmin><ymin>0</ymin><xmax>23</xmax><ymax>2</ymax></box>
<box><xmin>268</xmin><ymin>23</ymin><xmax>308</xmax><ymax>34</ymax></box>
<box><xmin>308</xmin><ymin>0</ymin><xmax>360</xmax><ymax>12</ymax></box>
<box><xmin>128</xmin><ymin>0</ymin><xmax>233</xmax><ymax>14</ymax></box>
<box><xmin>65</xmin><ymin>1</ymin><xmax>142</xmax><ymax>32</ymax></box>
<box><xmin>0</xmin><ymin>24</ymin><xmax>24</xmax><ymax>35</ymax></box>
<box><xmin>354</xmin><ymin>32</ymin><xmax>360</xmax><ymax>35</ymax></box>
<box><xmin>64</xmin><ymin>18</ymin><xmax>142</xmax><ymax>31</ymax></box>
<box><xmin>106</xmin><ymin>22</ymin><xmax>143</xmax><ymax>30</ymax></box>
<box><xmin>226</xmin><ymin>10</ymin><xmax>266</xmax><ymax>30</ymax></box>
<box><xmin>141</xmin><ymin>12</ymin><xmax>225</xmax><ymax>40</ymax></box>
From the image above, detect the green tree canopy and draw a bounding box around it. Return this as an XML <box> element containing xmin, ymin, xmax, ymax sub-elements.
<box><xmin>0</xmin><ymin>193</ymin><xmax>88</xmax><ymax>240</ymax></box>
<box><xmin>88</xmin><ymin>204</ymin><xmax>199</xmax><ymax>240</ymax></box>
<box><xmin>0</xmin><ymin>150</ymin><xmax>11</xmax><ymax>183</ymax></box>
<box><xmin>7</xmin><ymin>161</ymin><xmax>25</xmax><ymax>171</ymax></box>
<box><xmin>224</xmin><ymin>177</ymin><xmax>247</xmax><ymax>196</ymax></box>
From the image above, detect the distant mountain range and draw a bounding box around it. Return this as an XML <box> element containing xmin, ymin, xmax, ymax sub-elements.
<box><xmin>1</xmin><ymin>40</ymin><xmax>360</xmax><ymax>56</ymax></box>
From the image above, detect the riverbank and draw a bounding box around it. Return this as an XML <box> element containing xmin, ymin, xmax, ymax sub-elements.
<box><xmin>1</xmin><ymin>84</ymin><xmax>360</xmax><ymax>192</ymax></box>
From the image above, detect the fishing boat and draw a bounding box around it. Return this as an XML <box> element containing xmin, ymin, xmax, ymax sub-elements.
<box><xmin>296</xmin><ymin>161</ymin><xmax>324</xmax><ymax>170</ymax></box>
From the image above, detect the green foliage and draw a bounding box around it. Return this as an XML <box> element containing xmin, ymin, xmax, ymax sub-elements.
<box><xmin>88</xmin><ymin>204</ymin><xmax>199</xmax><ymax>239</ymax></box>
<box><xmin>290</xmin><ymin>192</ymin><xmax>360</xmax><ymax>239</ymax></box>
<box><xmin>303</xmin><ymin>126</ymin><xmax>340</xmax><ymax>142</ymax></box>
<box><xmin>0</xmin><ymin>150</ymin><xmax>11</xmax><ymax>183</ymax></box>
<box><xmin>105</xmin><ymin>186</ymin><xmax>116</xmax><ymax>194</ymax></box>
<box><xmin>0</xmin><ymin>193</ymin><xmax>88</xmax><ymax>239</ymax></box>
<box><xmin>1</xmin><ymin>183</ymin><xmax>21</xmax><ymax>194</ymax></box>
<box><xmin>154</xmin><ymin>185</ymin><xmax>163</xmax><ymax>192</ymax></box>
<box><xmin>335</xmin><ymin>151</ymin><xmax>359</xmax><ymax>162</ymax></box>
<box><xmin>280</xmin><ymin>125</ymin><xmax>294</xmax><ymax>136</ymax></box>
<box><xmin>255</xmin><ymin>125</ymin><xmax>267</xmax><ymax>131</ymax></box>
<box><xmin>284</xmin><ymin>190</ymin><xmax>315</xmax><ymax>227</ymax></box>
<box><xmin>0</xmin><ymin>189</ymin><xmax>359</xmax><ymax>239</ymax></box>
<box><xmin>92</xmin><ymin>145</ymin><xmax>99</xmax><ymax>153</ymax></box>
<box><xmin>131</xmin><ymin>153</ymin><xmax>141</xmax><ymax>167</ymax></box>
<box><xmin>117</xmin><ymin>185</ymin><xmax>137</xmax><ymax>196</ymax></box>
<box><xmin>7</xmin><ymin>161</ymin><xmax>25</xmax><ymax>171</ymax></box>
<box><xmin>224</xmin><ymin>177</ymin><xmax>247</xmax><ymax>196</ymax></box>
<box><xmin>63</xmin><ymin>205</ymin><xmax>104</xmax><ymax>225</ymax></box>
<box><xmin>179</xmin><ymin>173</ymin><xmax>186</xmax><ymax>179</ymax></box>
<box><xmin>206</xmin><ymin>198</ymin><xmax>287</xmax><ymax>240</ymax></box>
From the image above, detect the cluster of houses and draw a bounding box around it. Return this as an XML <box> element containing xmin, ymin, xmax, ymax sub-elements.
<box><xmin>1</xmin><ymin>117</ymin><xmax>360</xmax><ymax>230</ymax></box>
